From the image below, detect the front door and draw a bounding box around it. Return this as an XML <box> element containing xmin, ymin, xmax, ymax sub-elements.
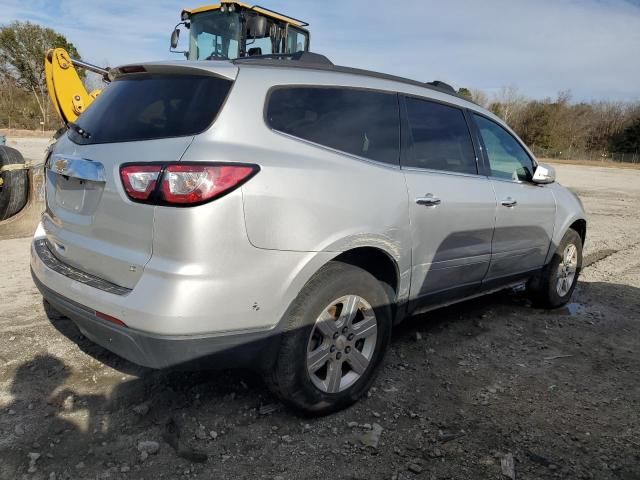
<box><xmin>471</xmin><ymin>113</ymin><xmax>556</xmax><ymax>283</ymax></box>
<box><xmin>402</xmin><ymin>96</ymin><xmax>497</xmax><ymax>305</ymax></box>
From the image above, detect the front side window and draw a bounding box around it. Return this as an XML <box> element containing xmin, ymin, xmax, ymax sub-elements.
<box><xmin>266</xmin><ymin>87</ymin><xmax>400</xmax><ymax>165</ymax></box>
<box><xmin>403</xmin><ymin>97</ymin><xmax>477</xmax><ymax>174</ymax></box>
<box><xmin>473</xmin><ymin>114</ymin><xmax>534</xmax><ymax>181</ymax></box>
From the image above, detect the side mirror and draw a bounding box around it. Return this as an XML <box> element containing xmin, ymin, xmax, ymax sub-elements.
<box><xmin>247</xmin><ymin>16</ymin><xmax>267</xmax><ymax>38</ymax></box>
<box><xmin>170</xmin><ymin>28</ymin><xmax>180</xmax><ymax>49</ymax></box>
<box><xmin>532</xmin><ymin>163</ymin><xmax>556</xmax><ymax>184</ymax></box>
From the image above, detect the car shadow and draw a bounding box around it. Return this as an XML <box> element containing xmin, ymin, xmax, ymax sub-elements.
<box><xmin>40</xmin><ymin>278</ymin><xmax>639</xmax><ymax>408</ymax></box>
<box><xmin>44</xmin><ymin>299</ymin><xmax>149</xmax><ymax>377</ymax></box>
<box><xmin>3</xmin><ymin>280</ymin><xmax>635</xmax><ymax>478</ymax></box>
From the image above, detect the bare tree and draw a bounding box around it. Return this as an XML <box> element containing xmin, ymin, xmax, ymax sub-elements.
<box><xmin>0</xmin><ymin>21</ymin><xmax>82</xmax><ymax>129</ymax></box>
<box><xmin>470</xmin><ymin>88</ymin><xmax>490</xmax><ymax>108</ymax></box>
<box><xmin>491</xmin><ymin>85</ymin><xmax>527</xmax><ymax>127</ymax></box>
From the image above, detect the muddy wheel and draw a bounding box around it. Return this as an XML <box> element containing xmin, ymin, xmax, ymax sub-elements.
<box><xmin>530</xmin><ymin>228</ymin><xmax>583</xmax><ymax>308</ymax></box>
<box><xmin>0</xmin><ymin>146</ymin><xmax>29</xmax><ymax>221</ymax></box>
<box><xmin>266</xmin><ymin>261</ymin><xmax>393</xmax><ymax>416</ymax></box>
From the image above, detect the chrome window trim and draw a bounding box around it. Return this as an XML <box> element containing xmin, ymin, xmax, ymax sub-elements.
<box><xmin>490</xmin><ymin>176</ymin><xmax>543</xmax><ymax>187</ymax></box>
<box><xmin>400</xmin><ymin>165</ymin><xmax>486</xmax><ymax>179</ymax></box>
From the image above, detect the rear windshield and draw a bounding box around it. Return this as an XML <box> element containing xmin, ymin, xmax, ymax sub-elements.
<box><xmin>69</xmin><ymin>74</ymin><xmax>232</xmax><ymax>145</ymax></box>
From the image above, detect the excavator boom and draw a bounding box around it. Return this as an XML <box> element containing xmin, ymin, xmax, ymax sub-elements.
<box><xmin>45</xmin><ymin>48</ymin><xmax>107</xmax><ymax>125</ymax></box>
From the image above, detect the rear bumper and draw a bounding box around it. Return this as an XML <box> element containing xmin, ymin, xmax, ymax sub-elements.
<box><xmin>31</xmin><ymin>270</ymin><xmax>276</xmax><ymax>369</ymax></box>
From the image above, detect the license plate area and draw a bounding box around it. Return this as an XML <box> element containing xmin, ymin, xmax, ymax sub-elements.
<box><xmin>52</xmin><ymin>172</ymin><xmax>103</xmax><ymax>215</ymax></box>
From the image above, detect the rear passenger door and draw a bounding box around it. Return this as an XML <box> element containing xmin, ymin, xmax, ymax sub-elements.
<box><xmin>401</xmin><ymin>96</ymin><xmax>497</xmax><ymax>305</ymax></box>
<box><xmin>471</xmin><ymin>113</ymin><xmax>556</xmax><ymax>283</ymax></box>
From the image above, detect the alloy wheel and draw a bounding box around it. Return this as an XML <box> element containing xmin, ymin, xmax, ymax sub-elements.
<box><xmin>556</xmin><ymin>243</ymin><xmax>578</xmax><ymax>296</ymax></box>
<box><xmin>306</xmin><ymin>295</ymin><xmax>378</xmax><ymax>393</ymax></box>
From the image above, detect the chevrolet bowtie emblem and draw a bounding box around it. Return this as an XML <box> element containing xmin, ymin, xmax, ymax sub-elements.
<box><xmin>54</xmin><ymin>158</ymin><xmax>68</xmax><ymax>173</ymax></box>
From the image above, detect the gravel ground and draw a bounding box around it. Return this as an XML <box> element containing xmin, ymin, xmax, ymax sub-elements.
<box><xmin>1</xmin><ymin>136</ymin><xmax>52</xmax><ymax>165</ymax></box>
<box><xmin>0</xmin><ymin>161</ymin><xmax>638</xmax><ymax>480</ymax></box>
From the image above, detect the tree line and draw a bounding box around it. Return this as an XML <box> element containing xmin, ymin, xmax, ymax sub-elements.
<box><xmin>1</xmin><ymin>21</ymin><xmax>639</xmax><ymax>157</ymax></box>
<box><xmin>458</xmin><ymin>87</ymin><xmax>640</xmax><ymax>157</ymax></box>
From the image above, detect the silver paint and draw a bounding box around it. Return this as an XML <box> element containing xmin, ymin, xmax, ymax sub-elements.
<box><xmin>31</xmin><ymin>59</ymin><xmax>586</xmax><ymax>344</ymax></box>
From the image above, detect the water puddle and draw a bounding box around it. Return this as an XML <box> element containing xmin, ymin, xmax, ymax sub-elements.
<box><xmin>551</xmin><ymin>302</ymin><xmax>586</xmax><ymax>316</ymax></box>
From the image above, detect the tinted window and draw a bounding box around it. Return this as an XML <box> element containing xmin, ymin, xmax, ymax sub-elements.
<box><xmin>267</xmin><ymin>87</ymin><xmax>400</xmax><ymax>165</ymax></box>
<box><xmin>473</xmin><ymin>114</ymin><xmax>534</xmax><ymax>181</ymax></box>
<box><xmin>403</xmin><ymin>97</ymin><xmax>477</xmax><ymax>174</ymax></box>
<box><xmin>70</xmin><ymin>74</ymin><xmax>232</xmax><ymax>145</ymax></box>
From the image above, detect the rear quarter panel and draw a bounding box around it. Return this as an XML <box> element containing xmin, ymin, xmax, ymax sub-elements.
<box><xmin>189</xmin><ymin>66</ymin><xmax>414</xmax><ymax>303</ymax></box>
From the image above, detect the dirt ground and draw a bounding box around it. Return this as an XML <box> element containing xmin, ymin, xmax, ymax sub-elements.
<box><xmin>1</xmin><ymin>136</ymin><xmax>53</xmax><ymax>165</ymax></box>
<box><xmin>0</xmin><ymin>152</ymin><xmax>639</xmax><ymax>479</ymax></box>
<box><xmin>0</xmin><ymin>129</ymin><xmax>56</xmax><ymax>139</ymax></box>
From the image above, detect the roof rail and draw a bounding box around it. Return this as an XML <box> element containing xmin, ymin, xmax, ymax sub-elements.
<box><xmin>233</xmin><ymin>54</ymin><xmax>469</xmax><ymax>103</ymax></box>
<box><xmin>426</xmin><ymin>80</ymin><xmax>457</xmax><ymax>94</ymax></box>
<box><xmin>233</xmin><ymin>51</ymin><xmax>333</xmax><ymax>66</ymax></box>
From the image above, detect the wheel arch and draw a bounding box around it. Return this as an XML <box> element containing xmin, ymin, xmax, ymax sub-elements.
<box><xmin>545</xmin><ymin>214</ymin><xmax>587</xmax><ymax>265</ymax></box>
<box><xmin>569</xmin><ymin>218</ymin><xmax>587</xmax><ymax>246</ymax></box>
<box><xmin>260</xmin><ymin>245</ymin><xmax>403</xmax><ymax>370</ymax></box>
<box><xmin>332</xmin><ymin>246</ymin><xmax>400</xmax><ymax>297</ymax></box>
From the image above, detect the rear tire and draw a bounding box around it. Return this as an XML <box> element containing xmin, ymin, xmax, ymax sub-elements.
<box><xmin>529</xmin><ymin>228</ymin><xmax>583</xmax><ymax>308</ymax></box>
<box><xmin>0</xmin><ymin>146</ymin><xmax>29</xmax><ymax>221</ymax></box>
<box><xmin>266</xmin><ymin>261</ymin><xmax>393</xmax><ymax>416</ymax></box>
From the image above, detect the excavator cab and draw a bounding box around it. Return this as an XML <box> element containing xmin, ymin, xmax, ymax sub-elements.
<box><xmin>171</xmin><ymin>2</ymin><xmax>309</xmax><ymax>60</ymax></box>
<box><xmin>45</xmin><ymin>1</ymin><xmax>310</xmax><ymax>126</ymax></box>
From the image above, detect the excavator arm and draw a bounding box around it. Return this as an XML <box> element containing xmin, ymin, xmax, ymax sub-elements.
<box><xmin>45</xmin><ymin>48</ymin><xmax>108</xmax><ymax>125</ymax></box>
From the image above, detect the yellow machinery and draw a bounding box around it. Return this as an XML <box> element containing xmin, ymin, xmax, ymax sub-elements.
<box><xmin>45</xmin><ymin>1</ymin><xmax>310</xmax><ymax>125</ymax></box>
<box><xmin>44</xmin><ymin>48</ymin><xmax>108</xmax><ymax>125</ymax></box>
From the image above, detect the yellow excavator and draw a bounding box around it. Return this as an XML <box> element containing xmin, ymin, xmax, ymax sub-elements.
<box><xmin>45</xmin><ymin>1</ymin><xmax>310</xmax><ymax>125</ymax></box>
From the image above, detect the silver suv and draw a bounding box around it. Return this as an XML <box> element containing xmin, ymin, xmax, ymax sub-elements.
<box><xmin>31</xmin><ymin>54</ymin><xmax>586</xmax><ymax>415</ymax></box>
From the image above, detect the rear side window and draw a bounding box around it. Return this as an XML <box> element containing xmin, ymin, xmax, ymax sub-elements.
<box><xmin>403</xmin><ymin>97</ymin><xmax>477</xmax><ymax>175</ymax></box>
<box><xmin>266</xmin><ymin>87</ymin><xmax>400</xmax><ymax>165</ymax></box>
<box><xmin>70</xmin><ymin>74</ymin><xmax>232</xmax><ymax>145</ymax></box>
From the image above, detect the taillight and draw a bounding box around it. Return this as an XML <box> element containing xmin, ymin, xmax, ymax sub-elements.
<box><xmin>119</xmin><ymin>163</ymin><xmax>258</xmax><ymax>206</ymax></box>
<box><xmin>161</xmin><ymin>164</ymin><xmax>256</xmax><ymax>205</ymax></box>
<box><xmin>120</xmin><ymin>165</ymin><xmax>161</xmax><ymax>201</ymax></box>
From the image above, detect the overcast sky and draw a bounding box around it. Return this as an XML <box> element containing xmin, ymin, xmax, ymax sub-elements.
<box><xmin>2</xmin><ymin>0</ymin><xmax>639</xmax><ymax>101</ymax></box>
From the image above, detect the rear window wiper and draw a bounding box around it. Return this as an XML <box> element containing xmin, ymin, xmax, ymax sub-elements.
<box><xmin>67</xmin><ymin>121</ymin><xmax>91</xmax><ymax>139</ymax></box>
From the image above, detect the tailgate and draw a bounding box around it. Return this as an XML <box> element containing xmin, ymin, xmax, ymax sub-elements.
<box><xmin>43</xmin><ymin>136</ymin><xmax>193</xmax><ymax>289</ymax></box>
<box><xmin>41</xmin><ymin>67</ymin><xmax>234</xmax><ymax>289</ymax></box>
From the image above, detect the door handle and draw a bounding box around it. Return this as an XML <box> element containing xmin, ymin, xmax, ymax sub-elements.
<box><xmin>416</xmin><ymin>196</ymin><xmax>441</xmax><ymax>207</ymax></box>
<box><xmin>501</xmin><ymin>198</ymin><xmax>517</xmax><ymax>207</ymax></box>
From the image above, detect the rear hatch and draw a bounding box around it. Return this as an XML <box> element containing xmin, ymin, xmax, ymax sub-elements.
<box><xmin>42</xmin><ymin>64</ymin><xmax>235</xmax><ymax>289</ymax></box>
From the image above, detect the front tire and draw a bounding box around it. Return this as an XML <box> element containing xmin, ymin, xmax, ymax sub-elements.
<box><xmin>267</xmin><ymin>261</ymin><xmax>393</xmax><ymax>416</ymax></box>
<box><xmin>530</xmin><ymin>228</ymin><xmax>583</xmax><ymax>308</ymax></box>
